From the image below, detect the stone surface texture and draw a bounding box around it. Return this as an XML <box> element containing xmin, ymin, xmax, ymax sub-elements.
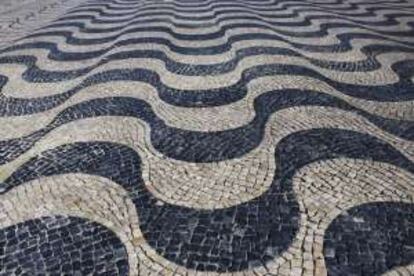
<box><xmin>0</xmin><ymin>0</ymin><xmax>413</xmax><ymax>275</ymax></box>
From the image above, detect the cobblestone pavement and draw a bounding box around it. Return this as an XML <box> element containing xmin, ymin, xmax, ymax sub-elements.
<box><xmin>0</xmin><ymin>0</ymin><xmax>413</xmax><ymax>275</ymax></box>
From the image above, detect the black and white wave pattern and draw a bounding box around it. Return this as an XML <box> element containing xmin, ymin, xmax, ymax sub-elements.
<box><xmin>0</xmin><ymin>0</ymin><xmax>413</xmax><ymax>275</ymax></box>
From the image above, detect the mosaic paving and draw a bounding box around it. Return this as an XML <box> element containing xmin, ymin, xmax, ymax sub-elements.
<box><xmin>0</xmin><ymin>0</ymin><xmax>413</xmax><ymax>275</ymax></box>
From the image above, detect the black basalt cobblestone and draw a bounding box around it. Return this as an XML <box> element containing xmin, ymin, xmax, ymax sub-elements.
<box><xmin>0</xmin><ymin>216</ymin><xmax>129</xmax><ymax>275</ymax></box>
<box><xmin>324</xmin><ymin>202</ymin><xmax>414</xmax><ymax>276</ymax></box>
<box><xmin>0</xmin><ymin>0</ymin><xmax>414</xmax><ymax>274</ymax></box>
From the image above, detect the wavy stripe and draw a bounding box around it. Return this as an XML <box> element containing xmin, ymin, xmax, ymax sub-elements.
<box><xmin>0</xmin><ymin>173</ymin><xmax>141</xmax><ymax>275</ymax></box>
<box><xmin>2</xmin><ymin>126</ymin><xmax>414</xmax><ymax>271</ymax></box>
<box><xmin>40</xmin><ymin>11</ymin><xmax>414</xmax><ymax>36</ymax></box>
<box><xmin>292</xmin><ymin>158</ymin><xmax>414</xmax><ymax>275</ymax></box>
<box><xmin>56</xmin><ymin>1</ymin><xmax>414</xmax><ymax>22</ymax></box>
<box><xmin>66</xmin><ymin>1</ymin><xmax>414</xmax><ymax>16</ymax></box>
<box><xmin>70</xmin><ymin>0</ymin><xmax>414</xmax><ymax>11</ymax></box>
<box><xmin>67</xmin><ymin>0</ymin><xmax>294</xmax><ymax>12</ymax></box>
<box><xmin>1</xmin><ymin>106</ymin><xmax>412</xmax><ymax>210</ymax></box>
<box><xmin>0</xmin><ymin>89</ymin><xmax>413</xmax><ymax>165</ymax></box>
<box><xmin>2</xmin><ymin>76</ymin><xmax>411</xmax><ymax>140</ymax></box>
<box><xmin>0</xmin><ymin>39</ymin><xmax>375</xmax><ymax>72</ymax></box>
<box><xmin>54</xmin><ymin>1</ymin><xmax>414</xmax><ymax>22</ymax></box>
<box><xmin>1</xmin><ymin>57</ymin><xmax>413</xmax><ymax>119</ymax></box>
<box><xmin>20</xmin><ymin>14</ymin><xmax>414</xmax><ymax>45</ymax></box>
<box><xmin>19</xmin><ymin>26</ymin><xmax>413</xmax><ymax>53</ymax></box>
<box><xmin>7</xmin><ymin>25</ymin><xmax>414</xmax><ymax>66</ymax></box>
<box><xmin>49</xmin><ymin>4</ymin><xmax>412</xmax><ymax>31</ymax></box>
<box><xmin>1</xmin><ymin>1</ymin><xmax>412</xmax><ymax>272</ymax></box>
<box><xmin>0</xmin><ymin>43</ymin><xmax>410</xmax><ymax>86</ymax></box>
<box><xmin>55</xmin><ymin>3</ymin><xmax>414</xmax><ymax>26</ymax></box>
<box><xmin>8</xmin><ymin>0</ymin><xmax>410</xmax><ymax>46</ymax></box>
